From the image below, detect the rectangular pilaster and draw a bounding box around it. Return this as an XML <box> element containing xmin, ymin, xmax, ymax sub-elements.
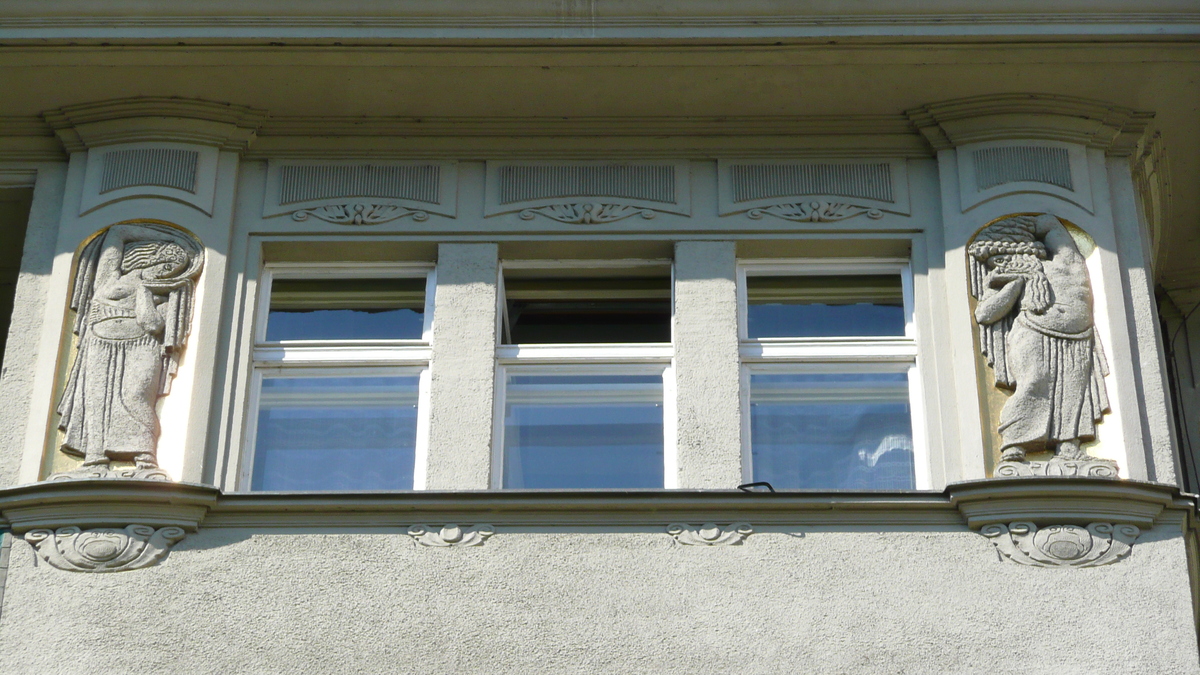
<box><xmin>424</xmin><ymin>243</ymin><xmax>499</xmax><ymax>490</ymax></box>
<box><xmin>673</xmin><ymin>241</ymin><xmax>743</xmax><ymax>489</ymax></box>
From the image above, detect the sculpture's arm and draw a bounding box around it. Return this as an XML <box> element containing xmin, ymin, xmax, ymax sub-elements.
<box><xmin>133</xmin><ymin>285</ymin><xmax>165</xmax><ymax>336</ymax></box>
<box><xmin>92</xmin><ymin>225</ymin><xmax>144</xmax><ymax>288</ymax></box>
<box><xmin>974</xmin><ymin>275</ymin><xmax>1024</xmax><ymax>325</ymax></box>
<box><xmin>1033</xmin><ymin>214</ymin><xmax>1083</xmax><ymax>263</ymax></box>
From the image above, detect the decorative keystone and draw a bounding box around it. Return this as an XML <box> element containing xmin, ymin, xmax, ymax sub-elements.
<box><xmin>25</xmin><ymin>525</ymin><xmax>186</xmax><ymax>573</ymax></box>
<box><xmin>667</xmin><ymin>522</ymin><xmax>753</xmax><ymax>546</ymax></box>
<box><xmin>408</xmin><ymin>524</ymin><xmax>494</xmax><ymax>548</ymax></box>
<box><xmin>981</xmin><ymin>521</ymin><xmax>1139</xmax><ymax>568</ymax></box>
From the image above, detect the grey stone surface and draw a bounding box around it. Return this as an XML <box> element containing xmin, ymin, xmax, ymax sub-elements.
<box><xmin>0</xmin><ymin>526</ymin><xmax>1195</xmax><ymax>674</ymax></box>
<box><xmin>673</xmin><ymin>241</ymin><xmax>743</xmax><ymax>489</ymax></box>
<box><xmin>969</xmin><ymin>214</ymin><xmax>1110</xmax><ymax>464</ymax></box>
<box><xmin>55</xmin><ymin>223</ymin><xmax>204</xmax><ymax>473</ymax></box>
<box><xmin>425</xmin><ymin>243</ymin><xmax>499</xmax><ymax>490</ymax></box>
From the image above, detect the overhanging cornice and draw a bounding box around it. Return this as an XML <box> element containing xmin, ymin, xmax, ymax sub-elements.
<box><xmin>0</xmin><ymin>478</ymin><xmax>1191</xmax><ymax>532</ymax></box>
<box><xmin>42</xmin><ymin>97</ymin><xmax>268</xmax><ymax>153</ymax></box>
<box><xmin>905</xmin><ymin>93</ymin><xmax>1154</xmax><ymax>155</ymax></box>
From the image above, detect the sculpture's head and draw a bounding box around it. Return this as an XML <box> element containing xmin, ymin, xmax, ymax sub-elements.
<box><xmin>122</xmin><ymin>242</ymin><xmax>190</xmax><ymax>279</ymax></box>
<box><xmin>968</xmin><ymin>215</ymin><xmax>1054</xmax><ymax>314</ymax></box>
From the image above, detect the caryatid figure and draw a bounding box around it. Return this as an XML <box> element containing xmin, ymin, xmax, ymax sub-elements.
<box><xmin>57</xmin><ymin>222</ymin><xmax>204</xmax><ymax>473</ymax></box>
<box><xmin>968</xmin><ymin>214</ymin><xmax>1110</xmax><ymax>463</ymax></box>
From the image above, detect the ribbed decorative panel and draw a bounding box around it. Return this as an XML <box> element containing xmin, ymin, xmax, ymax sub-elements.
<box><xmin>973</xmin><ymin>146</ymin><xmax>1073</xmax><ymax>191</ymax></box>
<box><xmin>100</xmin><ymin>148</ymin><xmax>199</xmax><ymax>194</ymax></box>
<box><xmin>499</xmin><ymin>165</ymin><xmax>675</xmax><ymax>205</ymax></box>
<box><xmin>729</xmin><ymin>163</ymin><xmax>893</xmax><ymax>204</ymax></box>
<box><xmin>279</xmin><ymin>165</ymin><xmax>441</xmax><ymax>205</ymax></box>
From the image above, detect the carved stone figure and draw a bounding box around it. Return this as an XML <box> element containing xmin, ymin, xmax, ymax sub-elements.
<box><xmin>968</xmin><ymin>214</ymin><xmax>1110</xmax><ymax>466</ymax></box>
<box><xmin>56</xmin><ymin>223</ymin><xmax>203</xmax><ymax>478</ymax></box>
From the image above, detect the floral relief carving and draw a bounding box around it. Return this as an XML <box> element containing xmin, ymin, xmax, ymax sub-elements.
<box><xmin>667</xmin><ymin>522</ymin><xmax>753</xmax><ymax>546</ymax></box>
<box><xmin>518</xmin><ymin>203</ymin><xmax>658</xmax><ymax>224</ymax></box>
<box><xmin>291</xmin><ymin>203</ymin><xmax>430</xmax><ymax>225</ymax></box>
<box><xmin>408</xmin><ymin>524</ymin><xmax>494</xmax><ymax>547</ymax></box>
<box><xmin>25</xmin><ymin>525</ymin><xmax>187</xmax><ymax>573</ymax></box>
<box><xmin>994</xmin><ymin>457</ymin><xmax>1118</xmax><ymax>479</ymax></box>
<box><xmin>981</xmin><ymin>522</ymin><xmax>1139</xmax><ymax>568</ymax></box>
<box><xmin>745</xmin><ymin>201</ymin><xmax>884</xmax><ymax>222</ymax></box>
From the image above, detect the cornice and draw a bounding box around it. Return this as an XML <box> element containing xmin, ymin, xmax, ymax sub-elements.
<box><xmin>0</xmin><ymin>478</ymin><xmax>1192</xmax><ymax>532</ymax></box>
<box><xmin>42</xmin><ymin>97</ymin><xmax>268</xmax><ymax>153</ymax></box>
<box><xmin>905</xmin><ymin>93</ymin><xmax>1154</xmax><ymax>155</ymax></box>
<box><xmin>0</xmin><ymin>11</ymin><xmax>1197</xmax><ymax>42</ymax></box>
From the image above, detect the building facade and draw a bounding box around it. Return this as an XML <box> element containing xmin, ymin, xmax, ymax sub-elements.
<box><xmin>1</xmin><ymin>2</ymin><xmax>1199</xmax><ymax>672</ymax></box>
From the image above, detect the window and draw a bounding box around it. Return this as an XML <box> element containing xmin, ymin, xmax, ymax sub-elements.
<box><xmin>495</xmin><ymin>262</ymin><xmax>675</xmax><ymax>489</ymax></box>
<box><xmin>739</xmin><ymin>260</ymin><xmax>926</xmax><ymax>490</ymax></box>
<box><xmin>244</xmin><ymin>264</ymin><xmax>435</xmax><ymax>491</ymax></box>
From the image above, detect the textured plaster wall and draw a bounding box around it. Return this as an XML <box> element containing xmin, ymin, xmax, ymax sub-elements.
<box><xmin>1</xmin><ymin>526</ymin><xmax>1196</xmax><ymax>674</ymax></box>
<box><xmin>673</xmin><ymin>241</ymin><xmax>743</xmax><ymax>489</ymax></box>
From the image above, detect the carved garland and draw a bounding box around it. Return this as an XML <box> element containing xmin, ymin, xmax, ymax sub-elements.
<box><xmin>291</xmin><ymin>203</ymin><xmax>430</xmax><ymax>225</ymax></box>
<box><xmin>518</xmin><ymin>203</ymin><xmax>658</xmax><ymax>224</ymax></box>
<box><xmin>25</xmin><ymin>525</ymin><xmax>187</xmax><ymax>573</ymax></box>
<box><xmin>746</xmin><ymin>201</ymin><xmax>884</xmax><ymax>223</ymax></box>
<box><xmin>982</xmin><ymin>522</ymin><xmax>1139</xmax><ymax>568</ymax></box>
<box><xmin>408</xmin><ymin>524</ymin><xmax>494</xmax><ymax>548</ymax></box>
<box><xmin>667</xmin><ymin>522</ymin><xmax>753</xmax><ymax>546</ymax></box>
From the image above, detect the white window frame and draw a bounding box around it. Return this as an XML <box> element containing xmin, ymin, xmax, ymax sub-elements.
<box><xmin>492</xmin><ymin>259</ymin><xmax>677</xmax><ymax>489</ymax></box>
<box><xmin>737</xmin><ymin>258</ymin><xmax>930</xmax><ymax>490</ymax></box>
<box><xmin>241</xmin><ymin>262</ymin><xmax>436</xmax><ymax>491</ymax></box>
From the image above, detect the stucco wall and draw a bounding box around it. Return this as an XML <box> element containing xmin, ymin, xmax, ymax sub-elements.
<box><xmin>1</xmin><ymin>524</ymin><xmax>1195</xmax><ymax>674</ymax></box>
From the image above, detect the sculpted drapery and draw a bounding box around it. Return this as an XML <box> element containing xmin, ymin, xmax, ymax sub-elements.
<box><xmin>57</xmin><ymin>222</ymin><xmax>204</xmax><ymax>472</ymax></box>
<box><xmin>968</xmin><ymin>214</ymin><xmax>1110</xmax><ymax>463</ymax></box>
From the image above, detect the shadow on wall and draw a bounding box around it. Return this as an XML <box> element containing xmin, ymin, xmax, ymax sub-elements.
<box><xmin>0</xmin><ymin>188</ymin><xmax>33</xmax><ymax>373</ymax></box>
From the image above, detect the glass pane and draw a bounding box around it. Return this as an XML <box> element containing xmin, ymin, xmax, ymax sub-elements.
<box><xmin>504</xmin><ymin>276</ymin><xmax>670</xmax><ymax>344</ymax></box>
<box><xmin>252</xmin><ymin>375</ymin><xmax>420</xmax><ymax>491</ymax></box>
<box><xmin>266</xmin><ymin>278</ymin><xmax>426</xmax><ymax>341</ymax></box>
<box><xmin>503</xmin><ymin>374</ymin><xmax>664</xmax><ymax>489</ymax></box>
<box><xmin>746</xmin><ymin>274</ymin><xmax>904</xmax><ymax>338</ymax></box>
<box><xmin>750</xmin><ymin>371</ymin><xmax>914</xmax><ymax>490</ymax></box>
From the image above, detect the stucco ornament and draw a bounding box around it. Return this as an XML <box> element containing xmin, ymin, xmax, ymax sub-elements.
<box><xmin>981</xmin><ymin>522</ymin><xmax>1139</xmax><ymax>568</ymax></box>
<box><xmin>408</xmin><ymin>524</ymin><xmax>494</xmax><ymax>547</ymax></box>
<box><xmin>968</xmin><ymin>214</ymin><xmax>1113</xmax><ymax>472</ymax></box>
<box><xmin>291</xmin><ymin>202</ymin><xmax>430</xmax><ymax>225</ymax></box>
<box><xmin>667</xmin><ymin>522</ymin><xmax>753</xmax><ymax>546</ymax></box>
<box><xmin>54</xmin><ymin>223</ymin><xmax>204</xmax><ymax>480</ymax></box>
<box><xmin>518</xmin><ymin>203</ymin><xmax>657</xmax><ymax>224</ymax></box>
<box><xmin>746</xmin><ymin>201</ymin><xmax>884</xmax><ymax>222</ymax></box>
<box><xmin>25</xmin><ymin>525</ymin><xmax>187</xmax><ymax>573</ymax></box>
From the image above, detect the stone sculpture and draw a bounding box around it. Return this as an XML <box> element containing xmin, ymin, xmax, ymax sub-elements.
<box><xmin>55</xmin><ymin>222</ymin><xmax>204</xmax><ymax>479</ymax></box>
<box><xmin>968</xmin><ymin>214</ymin><xmax>1111</xmax><ymax>469</ymax></box>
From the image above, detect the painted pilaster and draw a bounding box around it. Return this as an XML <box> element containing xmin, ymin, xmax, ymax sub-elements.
<box><xmin>424</xmin><ymin>242</ymin><xmax>499</xmax><ymax>490</ymax></box>
<box><xmin>0</xmin><ymin>164</ymin><xmax>67</xmax><ymax>488</ymax></box>
<box><xmin>18</xmin><ymin>99</ymin><xmax>265</xmax><ymax>484</ymax></box>
<box><xmin>672</xmin><ymin>241</ymin><xmax>743</xmax><ymax>489</ymax></box>
<box><xmin>909</xmin><ymin>94</ymin><xmax>1161</xmax><ymax>481</ymax></box>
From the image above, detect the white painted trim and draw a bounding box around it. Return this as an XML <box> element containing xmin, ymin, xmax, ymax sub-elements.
<box><xmin>740</xmin><ymin>341</ymin><xmax>918</xmax><ymax>362</ymax></box>
<box><xmin>239</xmin><ymin>365</ymin><xmax>428</xmax><ymax>492</ymax></box>
<box><xmin>497</xmin><ymin>344</ymin><xmax>673</xmax><ymax>363</ymax></box>
<box><xmin>500</xmin><ymin>258</ymin><xmax>673</xmax><ymax>270</ymax></box>
<box><xmin>412</xmin><ymin>367</ymin><xmax>433</xmax><ymax>491</ymax></box>
<box><xmin>253</xmin><ymin>344</ymin><xmax>432</xmax><ymax>365</ymax></box>
<box><xmin>493</xmin><ymin>363</ymin><xmax>672</xmax><ymax>490</ymax></box>
<box><xmin>661</xmin><ymin>362</ymin><xmax>679</xmax><ymax>490</ymax></box>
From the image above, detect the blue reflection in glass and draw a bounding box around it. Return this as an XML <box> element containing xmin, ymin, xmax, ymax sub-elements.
<box><xmin>503</xmin><ymin>374</ymin><xmax>663</xmax><ymax>489</ymax></box>
<box><xmin>750</xmin><ymin>372</ymin><xmax>914</xmax><ymax>490</ymax></box>
<box><xmin>252</xmin><ymin>376</ymin><xmax>419</xmax><ymax>491</ymax></box>
<box><xmin>266</xmin><ymin>308</ymin><xmax>424</xmax><ymax>342</ymax></box>
<box><xmin>747</xmin><ymin>303</ymin><xmax>905</xmax><ymax>338</ymax></box>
